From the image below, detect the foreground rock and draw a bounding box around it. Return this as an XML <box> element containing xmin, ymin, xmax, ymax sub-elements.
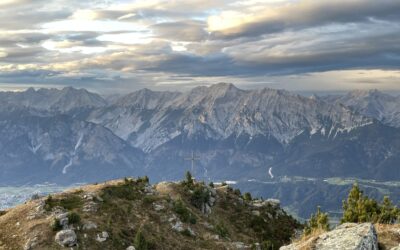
<box><xmin>281</xmin><ymin>223</ymin><xmax>378</xmax><ymax>250</ymax></box>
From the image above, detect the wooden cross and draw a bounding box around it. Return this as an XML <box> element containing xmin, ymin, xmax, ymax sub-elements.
<box><xmin>184</xmin><ymin>151</ymin><xmax>200</xmax><ymax>176</ymax></box>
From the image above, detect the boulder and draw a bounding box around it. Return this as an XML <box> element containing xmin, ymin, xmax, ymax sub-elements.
<box><xmin>280</xmin><ymin>223</ymin><xmax>378</xmax><ymax>250</ymax></box>
<box><xmin>55</xmin><ymin>229</ymin><xmax>77</xmax><ymax>247</ymax></box>
<box><xmin>126</xmin><ymin>247</ymin><xmax>136</xmax><ymax>250</ymax></box>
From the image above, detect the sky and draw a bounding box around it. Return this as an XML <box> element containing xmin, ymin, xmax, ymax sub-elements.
<box><xmin>0</xmin><ymin>0</ymin><xmax>399</xmax><ymax>93</ymax></box>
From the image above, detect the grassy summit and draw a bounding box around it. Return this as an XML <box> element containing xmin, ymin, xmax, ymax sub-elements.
<box><xmin>0</xmin><ymin>176</ymin><xmax>300</xmax><ymax>250</ymax></box>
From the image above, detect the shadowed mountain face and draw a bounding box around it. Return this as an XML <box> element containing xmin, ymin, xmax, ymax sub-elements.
<box><xmin>0</xmin><ymin>83</ymin><xmax>400</xmax><ymax>185</ymax></box>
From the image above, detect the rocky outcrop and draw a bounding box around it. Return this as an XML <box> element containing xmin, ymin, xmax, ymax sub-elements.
<box><xmin>55</xmin><ymin>229</ymin><xmax>77</xmax><ymax>247</ymax></box>
<box><xmin>281</xmin><ymin>223</ymin><xmax>378</xmax><ymax>250</ymax></box>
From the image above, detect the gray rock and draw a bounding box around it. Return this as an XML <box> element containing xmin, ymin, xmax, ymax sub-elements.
<box><xmin>202</xmin><ymin>203</ymin><xmax>212</xmax><ymax>214</ymax></box>
<box><xmin>55</xmin><ymin>229</ymin><xmax>77</xmax><ymax>247</ymax></box>
<box><xmin>24</xmin><ymin>236</ymin><xmax>39</xmax><ymax>250</ymax></box>
<box><xmin>264</xmin><ymin>199</ymin><xmax>280</xmax><ymax>207</ymax></box>
<box><xmin>280</xmin><ymin>223</ymin><xmax>378</xmax><ymax>250</ymax></box>
<box><xmin>127</xmin><ymin>247</ymin><xmax>136</xmax><ymax>250</ymax></box>
<box><xmin>208</xmin><ymin>196</ymin><xmax>216</xmax><ymax>206</ymax></box>
<box><xmin>187</xmin><ymin>227</ymin><xmax>196</xmax><ymax>236</ymax></box>
<box><xmin>55</xmin><ymin>212</ymin><xmax>69</xmax><ymax>228</ymax></box>
<box><xmin>171</xmin><ymin>221</ymin><xmax>184</xmax><ymax>232</ymax></box>
<box><xmin>95</xmin><ymin>195</ymin><xmax>104</xmax><ymax>202</ymax></box>
<box><xmin>232</xmin><ymin>241</ymin><xmax>250</xmax><ymax>249</ymax></box>
<box><xmin>83</xmin><ymin>201</ymin><xmax>98</xmax><ymax>213</ymax></box>
<box><xmin>153</xmin><ymin>203</ymin><xmax>165</xmax><ymax>211</ymax></box>
<box><xmin>210</xmin><ymin>188</ymin><xmax>217</xmax><ymax>197</ymax></box>
<box><xmin>82</xmin><ymin>221</ymin><xmax>97</xmax><ymax>230</ymax></box>
<box><xmin>96</xmin><ymin>231</ymin><xmax>109</xmax><ymax>242</ymax></box>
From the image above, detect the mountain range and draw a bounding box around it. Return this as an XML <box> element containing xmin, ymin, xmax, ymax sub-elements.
<box><xmin>1</xmin><ymin>83</ymin><xmax>400</xmax><ymax>186</ymax></box>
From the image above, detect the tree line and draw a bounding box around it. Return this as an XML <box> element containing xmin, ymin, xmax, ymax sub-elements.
<box><xmin>304</xmin><ymin>183</ymin><xmax>399</xmax><ymax>235</ymax></box>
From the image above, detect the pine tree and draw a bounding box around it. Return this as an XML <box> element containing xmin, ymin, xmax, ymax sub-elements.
<box><xmin>184</xmin><ymin>171</ymin><xmax>194</xmax><ymax>187</ymax></box>
<box><xmin>243</xmin><ymin>192</ymin><xmax>252</xmax><ymax>202</ymax></box>
<box><xmin>304</xmin><ymin>206</ymin><xmax>329</xmax><ymax>235</ymax></box>
<box><xmin>341</xmin><ymin>183</ymin><xmax>397</xmax><ymax>224</ymax></box>
<box><xmin>379</xmin><ymin>196</ymin><xmax>399</xmax><ymax>224</ymax></box>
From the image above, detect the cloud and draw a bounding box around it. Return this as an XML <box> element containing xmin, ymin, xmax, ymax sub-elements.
<box><xmin>152</xmin><ymin>20</ymin><xmax>208</xmax><ymax>41</ymax></box>
<box><xmin>0</xmin><ymin>0</ymin><xmax>399</xmax><ymax>92</ymax></box>
<box><xmin>208</xmin><ymin>0</ymin><xmax>400</xmax><ymax>38</ymax></box>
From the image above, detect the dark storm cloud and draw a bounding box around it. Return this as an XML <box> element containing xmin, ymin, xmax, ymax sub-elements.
<box><xmin>211</xmin><ymin>0</ymin><xmax>400</xmax><ymax>39</ymax></box>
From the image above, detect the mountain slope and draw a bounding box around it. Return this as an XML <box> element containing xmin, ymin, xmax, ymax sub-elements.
<box><xmin>89</xmin><ymin>83</ymin><xmax>372</xmax><ymax>153</ymax></box>
<box><xmin>326</xmin><ymin>89</ymin><xmax>400</xmax><ymax>128</ymax></box>
<box><xmin>0</xmin><ymin>87</ymin><xmax>107</xmax><ymax>113</ymax></box>
<box><xmin>0</xmin><ymin>178</ymin><xmax>300</xmax><ymax>249</ymax></box>
<box><xmin>0</xmin><ymin>111</ymin><xmax>143</xmax><ymax>185</ymax></box>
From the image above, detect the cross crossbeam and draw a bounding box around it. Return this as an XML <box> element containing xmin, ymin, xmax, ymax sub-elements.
<box><xmin>184</xmin><ymin>151</ymin><xmax>200</xmax><ymax>176</ymax></box>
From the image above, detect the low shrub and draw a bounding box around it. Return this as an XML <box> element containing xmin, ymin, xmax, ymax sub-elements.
<box><xmin>215</xmin><ymin>222</ymin><xmax>229</xmax><ymax>238</ymax></box>
<box><xmin>44</xmin><ymin>194</ymin><xmax>83</xmax><ymax>211</ymax></box>
<box><xmin>67</xmin><ymin>212</ymin><xmax>81</xmax><ymax>224</ymax></box>
<box><xmin>134</xmin><ymin>229</ymin><xmax>148</xmax><ymax>250</ymax></box>
<box><xmin>52</xmin><ymin>218</ymin><xmax>63</xmax><ymax>231</ymax></box>
<box><xmin>173</xmin><ymin>199</ymin><xmax>196</xmax><ymax>224</ymax></box>
<box><xmin>190</xmin><ymin>185</ymin><xmax>210</xmax><ymax>210</ymax></box>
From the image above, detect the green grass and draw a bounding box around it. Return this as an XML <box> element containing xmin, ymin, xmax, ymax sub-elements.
<box><xmin>67</xmin><ymin>212</ymin><xmax>81</xmax><ymax>224</ymax></box>
<box><xmin>44</xmin><ymin>194</ymin><xmax>83</xmax><ymax>211</ymax></box>
<box><xmin>173</xmin><ymin>199</ymin><xmax>197</xmax><ymax>224</ymax></box>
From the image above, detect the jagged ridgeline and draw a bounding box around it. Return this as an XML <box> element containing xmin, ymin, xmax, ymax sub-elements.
<box><xmin>0</xmin><ymin>176</ymin><xmax>300</xmax><ymax>250</ymax></box>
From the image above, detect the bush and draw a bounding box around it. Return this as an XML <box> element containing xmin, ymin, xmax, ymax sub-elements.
<box><xmin>173</xmin><ymin>199</ymin><xmax>196</xmax><ymax>224</ymax></box>
<box><xmin>209</xmin><ymin>182</ymin><xmax>214</xmax><ymax>188</ymax></box>
<box><xmin>67</xmin><ymin>212</ymin><xmax>81</xmax><ymax>224</ymax></box>
<box><xmin>215</xmin><ymin>222</ymin><xmax>229</xmax><ymax>238</ymax></box>
<box><xmin>52</xmin><ymin>218</ymin><xmax>63</xmax><ymax>231</ymax></box>
<box><xmin>102</xmin><ymin>183</ymin><xmax>138</xmax><ymax>201</ymax></box>
<box><xmin>379</xmin><ymin>196</ymin><xmax>399</xmax><ymax>224</ymax></box>
<box><xmin>181</xmin><ymin>229</ymin><xmax>193</xmax><ymax>237</ymax></box>
<box><xmin>44</xmin><ymin>194</ymin><xmax>83</xmax><ymax>211</ymax></box>
<box><xmin>138</xmin><ymin>176</ymin><xmax>149</xmax><ymax>184</ymax></box>
<box><xmin>134</xmin><ymin>229</ymin><xmax>148</xmax><ymax>250</ymax></box>
<box><xmin>233</xmin><ymin>189</ymin><xmax>241</xmax><ymax>196</ymax></box>
<box><xmin>243</xmin><ymin>192</ymin><xmax>252</xmax><ymax>202</ymax></box>
<box><xmin>304</xmin><ymin>206</ymin><xmax>329</xmax><ymax>235</ymax></box>
<box><xmin>183</xmin><ymin>171</ymin><xmax>194</xmax><ymax>188</ymax></box>
<box><xmin>190</xmin><ymin>185</ymin><xmax>210</xmax><ymax>209</ymax></box>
